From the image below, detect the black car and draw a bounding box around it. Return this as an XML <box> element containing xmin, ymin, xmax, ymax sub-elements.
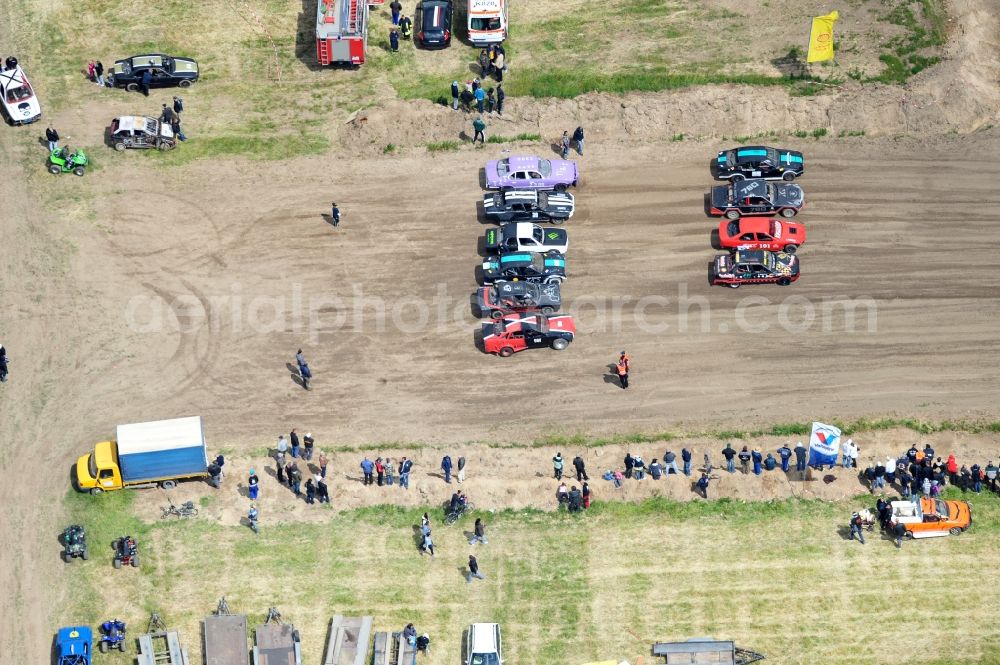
<box><xmin>109</xmin><ymin>54</ymin><xmax>199</xmax><ymax>92</ymax></box>
<box><xmin>481</xmin><ymin>252</ymin><xmax>566</xmax><ymax>285</ymax></box>
<box><xmin>710</xmin><ymin>146</ymin><xmax>804</xmax><ymax>181</ymax></box>
<box><xmin>416</xmin><ymin>0</ymin><xmax>453</xmax><ymax>48</ymax></box>
<box><xmin>711</xmin><ymin>249</ymin><xmax>800</xmax><ymax>288</ymax></box>
<box><xmin>709</xmin><ymin>179</ymin><xmax>804</xmax><ymax>220</ymax></box>
<box><xmin>477</xmin><ymin>281</ymin><xmax>562</xmax><ymax>318</ymax></box>
<box><xmin>482</xmin><ymin>190</ymin><xmax>575</xmax><ymax>224</ymax></box>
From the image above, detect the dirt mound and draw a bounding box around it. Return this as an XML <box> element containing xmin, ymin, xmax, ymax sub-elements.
<box><xmin>129</xmin><ymin>428</ymin><xmax>1000</xmax><ymax>524</ymax></box>
<box><xmin>341</xmin><ymin>0</ymin><xmax>999</xmax><ymax>154</ymax></box>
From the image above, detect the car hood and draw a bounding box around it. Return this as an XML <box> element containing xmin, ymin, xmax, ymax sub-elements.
<box><xmin>539</xmin><ymin>227</ymin><xmax>568</xmax><ymax>247</ymax></box>
<box><xmin>173</xmin><ymin>58</ymin><xmax>199</xmax><ymax>73</ymax></box>
<box><xmin>773</xmin><ymin>183</ymin><xmax>804</xmax><ymax>206</ymax></box>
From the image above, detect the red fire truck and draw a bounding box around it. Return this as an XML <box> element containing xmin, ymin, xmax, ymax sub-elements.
<box><xmin>316</xmin><ymin>0</ymin><xmax>370</xmax><ymax>66</ymax></box>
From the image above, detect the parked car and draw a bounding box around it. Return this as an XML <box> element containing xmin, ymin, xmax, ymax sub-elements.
<box><xmin>484</xmin><ymin>222</ymin><xmax>568</xmax><ymax>255</ymax></box>
<box><xmin>717</xmin><ymin>217</ymin><xmax>806</xmax><ymax>253</ymax></box>
<box><xmin>481</xmin><ymin>252</ymin><xmax>566</xmax><ymax>285</ymax></box>
<box><xmin>482</xmin><ymin>189</ymin><xmax>574</xmax><ymax>223</ymax></box>
<box><xmin>482</xmin><ymin>314</ymin><xmax>575</xmax><ymax>356</ymax></box>
<box><xmin>891</xmin><ymin>498</ymin><xmax>972</xmax><ymax>538</ymax></box>
<box><xmin>709</xmin><ymin>179</ymin><xmax>804</xmax><ymax>220</ymax></box>
<box><xmin>415</xmin><ymin>0</ymin><xmax>453</xmax><ymax>48</ymax></box>
<box><xmin>109</xmin><ymin>116</ymin><xmax>176</xmax><ymax>151</ymax></box>
<box><xmin>0</xmin><ymin>65</ymin><xmax>42</xmax><ymax>125</ymax></box>
<box><xmin>56</xmin><ymin>626</ymin><xmax>93</xmax><ymax>665</ymax></box>
<box><xmin>109</xmin><ymin>54</ymin><xmax>199</xmax><ymax>91</ymax></box>
<box><xmin>464</xmin><ymin>623</ymin><xmax>503</xmax><ymax>665</ymax></box>
<box><xmin>478</xmin><ymin>281</ymin><xmax>561</xmax><ymax>318</ymax></box>
<box><xmin>711</xmin><ymin>145</ymin><xmax>804</xmax><ymax>181</ymax></box>
<box><xmin>710</xmin><ymin>249</ymin><xmax>799</xmax><ymax>288</ymax></box>
<box><xmin>485</xmin><ymin>155</ymin><xmax>578</xmax><ymax>191</ymax></box>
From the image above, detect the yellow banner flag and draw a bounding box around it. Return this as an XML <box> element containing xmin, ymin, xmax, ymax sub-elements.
<box><xmin>807</xmin><ymin>11</ymin><xmax>839</xmax><ymax>62</ymax></box>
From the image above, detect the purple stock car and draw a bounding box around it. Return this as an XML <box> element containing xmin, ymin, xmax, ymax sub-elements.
<box><xmin>485</xmin><ymin>155</ymin><xmax>579</xmax><ymax>191</ymax></box>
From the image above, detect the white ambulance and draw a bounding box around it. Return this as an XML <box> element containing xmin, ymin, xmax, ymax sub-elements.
<box><xmin>467</xmin><ymin>0</ymin><xmax>507</xmax><ymax>45</ymax></box>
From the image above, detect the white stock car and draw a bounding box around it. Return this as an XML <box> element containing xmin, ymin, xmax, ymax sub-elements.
<box><xmin>0</xmin><ymin>66</ymin><xmax>42</xmax><ymax>125</ymax></box>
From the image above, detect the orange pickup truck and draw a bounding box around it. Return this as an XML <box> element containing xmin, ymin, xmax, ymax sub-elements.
<box><xmin>891</xmin><ymin>498</ymin><xmax>972</xmax><ymax>538</ymax></box>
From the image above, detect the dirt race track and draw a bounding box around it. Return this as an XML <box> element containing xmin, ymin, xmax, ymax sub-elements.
<box><xmin>2</xmin><ymin>0</ymin><xmax>1000</xmax><ymax>656</ymax></box>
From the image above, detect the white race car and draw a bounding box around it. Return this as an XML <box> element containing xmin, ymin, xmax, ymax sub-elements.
<box><xmin>0</xmin><ymin>65</ymin><xmax>42</xmax><ymax>125</ymax></box>
<box><xmin>483</xmin><ymin>222</ymin><xmax>569</xmax><ymax>255</ymax></box>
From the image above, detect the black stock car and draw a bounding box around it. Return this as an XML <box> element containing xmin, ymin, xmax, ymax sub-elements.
<box><xmin>709</xmin><ymin>179</ymin><xmax>804</xmax><ymax>220</ymax></box>
<box><xmin>109</xmin><ymin>54</ymin><xmax>199</xmax><ymax>91</ymax></box>
<box><xmin>481</xmin><ymin>252</ymin><xmax>566</xmax><ymax>285</ymax></box>
<box><xmin>477</xmin><ymin>281</ymin><xmax>562</xmax><ymax>318</ymax></box>
<box><xmin>710</xmin><ymin>146</ymin><xmax>804</xmax><ymax>181</ymax></box>
<box><xmin>482</xmin><ymin>190</ymin><xmax>575</xmax><ymax>224</ymax></box>
<box><xmin>711</xmin><ymin>249</ymin><xmax>800</xmax><ymax>288</ymax></box>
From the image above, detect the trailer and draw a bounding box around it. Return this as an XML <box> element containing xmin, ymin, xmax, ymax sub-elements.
<box><xmin>205</xmin><ymin>600</ymin><xmax>250</xmax><ymax>665</ymax></box>
<box><xmin>252</xmin><ymin>608</ymin><xmax>302</xmax><ymax>665</ymax></box>
<box><xmin>137</xmin><ymin>615</ymin><xmax>190</xmax><ymax>665</ymax></box>
<box><xmin>372</xmin><ymin>632</ymin><xmax>417</xmax><ymax>665</ymax></box>
<box><xmin>322</xmin><ymin>616</ymin><xmax>372</xmax><ymax>665</ymax></box>
<box><xmin>652</xmin><ymin>638</ymin><xmax>765</xmax><ymax>665</ymax></box>
<box><xmin>316</xmin><ymin>0</ymin><xmax>368</xmax><ymax>65</ymax></box>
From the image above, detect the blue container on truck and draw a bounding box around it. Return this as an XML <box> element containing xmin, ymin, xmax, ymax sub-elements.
<box><xmin>75</xmin><ymin>416</ymin><xmax>209</xmax><ymax>493</ymax></box>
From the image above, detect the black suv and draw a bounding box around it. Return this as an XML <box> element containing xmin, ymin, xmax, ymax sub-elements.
<box><xmin>416</xmin><ymin>0</ymin><xmax>453</xmax><ymax>48</ymax></box>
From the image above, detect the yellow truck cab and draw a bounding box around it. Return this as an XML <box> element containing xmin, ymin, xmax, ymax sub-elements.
<box><xmin>75</xmin><ymin>416</ymin><xmax>209</xmax><ymax>494</ymax></box>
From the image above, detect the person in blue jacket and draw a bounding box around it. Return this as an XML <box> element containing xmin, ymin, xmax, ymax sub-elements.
<box><xmin>441</xmin><ymin>455</ymin><xmax>453</xmax><ymax>483</ymax></box>
<box><xmin>777</xmin><ymin>444</ymin><xmax>792</xmax><ymax>472</ymax></box>
<box><xmin>681</xmin><ymin>447</ymin><xmax>693</xmax><ymax>476</ymax></box>
<box><xmin>764</xmin><ymin>453</ymin><xmax>777</xmax><ymax>471</ymax></box>
<box><xmin>360</xmin><ymin>457</ymin><xmax>375</xmax><ymax>485</ymax></box>
<box><xmin>751</xmin><ymin>449</ymin><xmax>763</xmax><ymax>475</ymax></box>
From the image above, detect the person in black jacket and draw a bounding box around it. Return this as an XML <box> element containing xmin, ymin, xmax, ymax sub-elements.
<box><xmin>572</xmin><ymin>126</ymin><xmax>584</xmax><ymax>155</ymax></box>
<box><xmin>466</xmin><ymin>555</ymin><xmax>485</xmax><ymax>582</ymax></box>
<box><xmin>682</xmin><ymin>447</ymin><xmax>693</xmax><ymax>476</ymax></box>
<box><xmin>45</xmin><ymin>127</ymin><xmax>60</xmax><ymax>152</ymax></box>
<box><xmin>0</xmin><ymin>344</ymin><xmax>7</xmax><ymax>383</ymax></box>
<box><xmin>573</xmin><ymin>455</ymin><xmax>588</xmax><ymax>481</ymax></box>
<box><xmin>624</xmin><ymin>453</ymin><xmax>634</xmax><ymax>479</ymax></box>
<box><xmin>721</xmin><ymin>444</ymin><xmax>736</xmax><ymax>473</ymax></box>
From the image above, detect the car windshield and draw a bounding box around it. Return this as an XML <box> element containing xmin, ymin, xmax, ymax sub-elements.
<box><xmin>532</xmin><ymin>227</ymin><xmax>544</xmax><ymax>242</ymax></box>
<box><xmin>6</xmin><ymin>84</ymin><xmax>32</xmax><ymax>102</ymax></box>
<box><xmin>726</xmin><ymin>221</ymin><xmax>740</xmax><ymax>237</ymax></box>
<box><xmin>471</xmin><ymin>16</ymin><xmax>501</xmax><ymax>30</ymax></box>
<box><xmin>471</xmin><ymin>655</ymin><xmax>500</xmax><ymax>665</ymax></box>
<box><xmin>766</xmin><ymin>148</ymin><xmax>778</xmax><ymax>163</ymax></box>
<box><xmin>935</xmin><ymin>500</ymin><xmax>949</xmax><ymax>517</ymax></box>
<box><xmin>497</xmin><ymin>160</ymin><xmax>510</xmax><ymax>177</ymax></box>
<box><xmin>530</xmin><ymin>254</ymin><xmax>545</xmax><ymax>271</ymax></box>
<box><xmin>87</xmin><ymin>454</ymin><xmax>97</xmax><ymax>479</ymax></box>
<box><xmin>722</xmin><ymin>150</ymin><xmax>736</xmax><ymax>166</ymax></box>
<box><xmin>537</xmin><ymin>159</ymin><xmax>552</xmax><ymax>177</ymax></box>
<box><xmin>145</xmin><ymin>118</ymin><xmax>158</xmax><ymax>134</ymax></box>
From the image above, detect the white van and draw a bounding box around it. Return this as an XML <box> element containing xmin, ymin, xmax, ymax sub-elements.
<box><xmin>464</xmin><ymin>623</ymin><xmax>502</xmax><ymax>665</ymax></box>
<box><xmin>467</xmin><ymin>0</ymin><xmax>507</xmax><ymax>45</ymax></box>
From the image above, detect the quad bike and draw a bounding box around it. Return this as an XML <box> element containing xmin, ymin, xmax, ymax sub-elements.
<box><xmin>98</xmin><ymin>618</ymin><xmax>126</xmax><ymax>653</ymax></box>
<box><xmin>48</xmin><ymin>147</ymin><xmax>89</xmax><ymax>176</ymax></box>
<box><xmin>112</xmin><ymin>535</ymin><xmax>139</xmax><ymax>568</ymax></box>
<box><xmin>62</xmin><ymin>524</ymin><xmax>89</xmax><ymax>563</ymax></box>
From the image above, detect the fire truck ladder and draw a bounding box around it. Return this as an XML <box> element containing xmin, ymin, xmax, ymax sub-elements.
<box><xmin>318</xmin><ymin>38</ymin><xmax>330</xmax><ymax>64</ymax></box>
<box><xmin>345</xmin><ymin>0</ymin><xmax>360</xmax><ymax>34</ymax></box>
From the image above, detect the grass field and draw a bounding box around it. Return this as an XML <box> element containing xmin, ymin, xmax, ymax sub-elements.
<box><xmin>61</xmin><ymin>486</ymin><xmax>1000</xmax><ymax>665</ymax></box>
<box><xmin>6</xmin><ymin>0</ymin><xmax>948</xmax><ymax>165</ymax></box>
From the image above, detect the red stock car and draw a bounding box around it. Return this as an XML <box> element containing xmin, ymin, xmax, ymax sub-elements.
<box><xmin>482</xmin><ymin>314</ymin><xmax>575</xmax><ymax>356</ymax></box>
<box><xmin>718</xmin><ymin>217</ymin><xmax>806</xmax><ymax>253</ymax></box>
